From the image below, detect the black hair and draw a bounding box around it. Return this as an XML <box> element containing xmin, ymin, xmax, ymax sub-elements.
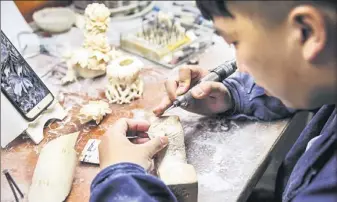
<box><xmin>196</xmin><ymin>0</ymin><xmax>336</xmax><ymax>25</ymax></box>
<box><xmin>196</xmin><ymin>0</ymin><xmax>231</xmax><ymax>20</ymax></box>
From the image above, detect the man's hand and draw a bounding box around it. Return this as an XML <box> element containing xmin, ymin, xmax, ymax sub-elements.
<box><xmin>153</xmin><ymin>65</ymin><xmax>233</xmax><ymax>116</ymax></box>
<box><xmin>99</xmin><ymin>118</ymin><xmax>168</xmax><ymax>171</ymax></box>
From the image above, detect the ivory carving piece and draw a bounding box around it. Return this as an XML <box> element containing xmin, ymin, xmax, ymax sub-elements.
<box><xmin>28</xmin><ymin>132</ymin><xmax>79</xmax><ymax>202</ymax></box>
<box><xmin>105</xmin><ymin>56</ymin><xmax>144</xmax><ymax>104</ymax></box>
<box><xmin>62</xmin><ymin>3</ymin><xmax>123</xmax><ymax>84</ymax></box>
<box><xmin>78</xmin><ymin>100</ymin><xmax>112</xmax><ymax>124</ymax></box>
<box><xmin>147</xmin><ymin>116</ymin><xmax>198</xmax><ymax>202</ymax></box>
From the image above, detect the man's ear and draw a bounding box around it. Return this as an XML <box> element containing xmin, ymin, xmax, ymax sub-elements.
<box><xmin>288</xmin><ymin>5</ymin><xmax>327</xmax><ymax>62</ymax></box>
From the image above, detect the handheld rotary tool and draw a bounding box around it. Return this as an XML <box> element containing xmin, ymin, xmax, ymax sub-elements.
<box><xmin>167</xmin><ymin>59</ymin><xmax>237</xmax><ymax>111</ymax></box>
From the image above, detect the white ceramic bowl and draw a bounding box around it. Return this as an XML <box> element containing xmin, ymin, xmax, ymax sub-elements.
<box><xmin>33</xmin><ymin>7</ymin><xmax>75</xmax><ymax>33</ymax></box>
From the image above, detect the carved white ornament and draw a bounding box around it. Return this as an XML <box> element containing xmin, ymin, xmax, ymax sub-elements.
<box><xmin>78</xmin><ymin>100</ymin><xmax>112</xmax><ymax>124</ymax></box>
<box><xmin>105</xmin><ymin>56</ymin><xmax>144</xmax><ymax>104</ymax></box>
<box><xmin>62</xmin><ymin>3</ymin><xmax>123</xmax><ymax>84</ymax></box>
<box><xmin>84</xmin><ymin>3</ymin><xmax>111</xmax><ymax>34</ymax></box>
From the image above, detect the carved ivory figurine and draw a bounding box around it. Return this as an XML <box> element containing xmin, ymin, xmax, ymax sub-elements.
<box><xmin>105</xmin><ymin>56</ymin><xmax>144</xmax><ymax>104</ymax></box>
<box><xmin>78</xmin><ymin>100</ymin><xmax>112</xmax><ymax>124</ymax></box>
<box><xmin>62</xmin><ymin>3</ymin><xmax>123</xmax><ymax>84</ymax></box>
<box><xmin>147</xmin><ymin>116</ymin><xmax>198</xmax><ymax>202</ymax></box>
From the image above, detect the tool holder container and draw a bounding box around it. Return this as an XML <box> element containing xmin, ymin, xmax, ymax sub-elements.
<box><xmin>120</xmin><ymin>15</ymin><xmax>213</xmax><ymax>68</ymax></box>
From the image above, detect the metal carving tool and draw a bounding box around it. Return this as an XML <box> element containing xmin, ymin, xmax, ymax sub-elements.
<box><xmin>167</xmin><ymin>59</ymin><xmax>237</xmax><ymax>112</ymax></box>
<box><xmin>3</xmin><ymin>169</ymin><xmax>24</xmax><ymax>202</ymax></box>
<box><xmin>141</xmin><ymin>17</ymin><xmax>146</xmax><ymax>39</ymax></box>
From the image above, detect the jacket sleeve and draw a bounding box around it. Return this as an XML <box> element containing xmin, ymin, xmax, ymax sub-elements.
<box><xmin>222</xmin><ymin>72</ymin><xmax>296</xmax><ymax>121</ymax></box>
<box><xmin>90</xmin><ymin>163</ymin><xmax>177</xmax><ymax>202</ymax></box>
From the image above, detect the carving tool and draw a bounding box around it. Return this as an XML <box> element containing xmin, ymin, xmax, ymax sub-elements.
<box><xmin>167</xmin><ymin>59</ymin><xmax>237</xmax><ymax>111</ymax></box>
<box><xmin>141</xmin><ymin>17</ymin><xmax>146</xmax><ymax>39</ymax></box>
<box><xmin>3</xmin><ymin>169</ymin><xmax>24</xmax><ymax>202</ymax></box>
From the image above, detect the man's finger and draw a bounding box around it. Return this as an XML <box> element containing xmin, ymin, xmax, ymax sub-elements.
<box><xmin>179</xmin><ymin>65</ymin><xmax>206</xmax><ymax>81</ymax></box>
<box><xmin>137</xmin><ymin>132</ymin><xmax>149</xmax><ymax>138</ymax></box>
<box><xmin>153</xmin><ymin>96</ymin><xmax>173</xmax><ymax>117</ymax></box>
<box><xmin>164</xmin><ymin>79</ymin><xmax>179</xmax><ymax>101</ymax></box>
<box><xmin>190</xmin><ymin>81</ymin><xmax>227</xmax><ymax>99</ymax></box>
<box><xmin>142</xmin><ymin>136</ymin><xmax>168</xmax><ymax>158</ymax></box>
<box><xmin>107</xmin><ymin>118</ymin><xmax>150</xmax><ymax>137</ymax></box>
<box><xmin>176</xmin><ymin>66</ymin><xmax>205</xmax><ymax>95</ymax></box>
<box><xmin>106</xmin><ymin>118</ymin><xmax>128</xmax><ymax>136</ymax></box>
<box><xmin>125</xmin><ymin>119</ymin><xmax>151</xmax><ymax>132</ymax></box>
<box><xmin>131</xmin><ymin>138</ymin><xmax>150</xmax><ymax>144</ymax></box>
<box><xmin>176</xmin><ymin>66</ymin><xmax>193</xmax><ymax>95</ymax></box>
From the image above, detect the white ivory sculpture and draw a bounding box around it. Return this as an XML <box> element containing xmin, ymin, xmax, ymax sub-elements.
<box><xmin>147</xmin><ymin>116</ymin><xmax>198</xmax><ymax>202</ymax></box>
<box><xmin>28</xmin><ymin>132</ymin><xmax>79</xmax><ymax>202</ymax></box>
<box><xmin>105</xmin><ymin>56</ymin><xmax>144</xmax><ymax>104</ymax></box>
<box><xmin>78</xmin><ymin>100</ymin><xmax>112</xmax><ymax>124</ymax></box>
<box><xmin>62</xmin><ymin>3</ymin><xmax>123</xmax><ymax>84</ymax></box>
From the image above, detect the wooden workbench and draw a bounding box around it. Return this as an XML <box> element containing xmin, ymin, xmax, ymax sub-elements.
<box><xmin>1</xmin><ymin>3</ymin><xmax>290</xmax><ymax>202</ymax></box>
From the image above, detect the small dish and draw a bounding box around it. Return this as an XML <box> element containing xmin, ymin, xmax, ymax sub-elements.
<box><xmin>33</xmin><ymin>7</ymin><xmax>75</xmax><ymax>33</ymax></box>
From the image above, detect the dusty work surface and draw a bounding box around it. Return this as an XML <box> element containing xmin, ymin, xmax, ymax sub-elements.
<box><xmin>1</xmin><ymin>44</ymin><xmax>289</xmax><ymax>202</ymax></box>
<box><xmin>1</xmin><ymin>4</ymin><xmax>289</xmax><ymax>202</ymax></box>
